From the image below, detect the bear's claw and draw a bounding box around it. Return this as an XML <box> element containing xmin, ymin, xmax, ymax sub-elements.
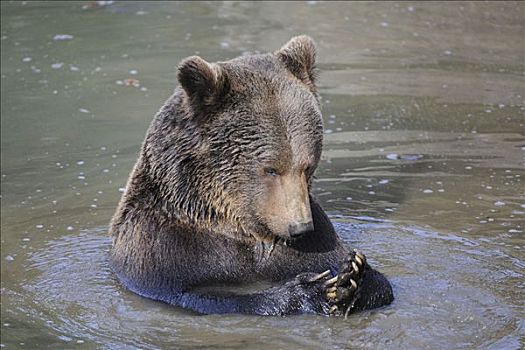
<box><xmin>325</xmin><ymin>249</ymin><xmax>367</xmax><ymax>318</ymax></box>
<box><xmin>323</xmin><ymin>276</ymin><xmax>338</xmax><ymax>286</ymax></box>
<box><xmin>308</xmin><ymin>269</ymin><xmax>331</xmax><ymax>282</ymax></box>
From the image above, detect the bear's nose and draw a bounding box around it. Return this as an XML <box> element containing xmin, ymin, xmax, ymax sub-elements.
<box><xmin>288</xmin><ymin>221</ymin><xmax>314</xmax><ymax>238</ymax></box>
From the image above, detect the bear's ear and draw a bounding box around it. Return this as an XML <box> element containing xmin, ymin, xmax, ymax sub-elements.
<box><xmin>177</xmin><ymin>56</ymin><xmax>229</xmax><ymax>114</ymax></box>
<box><xmin>275</xmin><ymin>35</ymin><xmax>317</xmax><ymax>93</ymax></box>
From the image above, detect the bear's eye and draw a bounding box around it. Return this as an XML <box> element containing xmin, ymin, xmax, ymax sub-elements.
<box><xmin>264</xmin><ymin>167</ymin><xmax>279</xmax><ymax>177</ymax></box>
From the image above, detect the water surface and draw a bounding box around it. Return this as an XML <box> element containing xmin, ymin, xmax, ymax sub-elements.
<box><xmin>1</xmin><ymin>1</ymin><xmax>524</xmax><ymax>349</ymax></box>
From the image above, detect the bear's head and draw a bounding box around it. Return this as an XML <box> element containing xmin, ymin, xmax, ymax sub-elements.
<box><xmin>144</xmin><ymin>36</ymin><xmax>323</xmax><ymax>242</ymax></box>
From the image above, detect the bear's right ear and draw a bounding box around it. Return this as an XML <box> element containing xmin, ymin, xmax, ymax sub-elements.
<box><xmin>177</xmin><ymin>56</ymin><xmax>229</xmax><ymax>115</ymax></box>
<box><xmin>275</xmin><ymin>35</ymin><xmax>318</xmax><ymax>94</ymax></box>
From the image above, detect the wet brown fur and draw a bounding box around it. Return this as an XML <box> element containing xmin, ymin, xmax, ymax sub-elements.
<box><xmin>109</xmin><ymin>36</ymin><xmax>393</xmax><ymax>315</ymax></box>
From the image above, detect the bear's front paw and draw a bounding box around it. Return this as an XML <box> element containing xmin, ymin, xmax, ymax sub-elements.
<box><xmin>324</xmin><ymin>249</ymin><xmax>367</xmax><ymax>317</ymax></box>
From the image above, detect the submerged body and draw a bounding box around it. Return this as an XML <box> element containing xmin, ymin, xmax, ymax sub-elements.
<box><xmin>109</xmin><ymin>36</ymin><xmax>393</xmax><ymax>315</ymax></box>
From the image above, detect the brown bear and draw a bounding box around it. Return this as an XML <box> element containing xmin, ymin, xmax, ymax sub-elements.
<box><xmin>109</xmin><ymin>35</ymin><xmax>393</xmax><ymax>316</ymax></box>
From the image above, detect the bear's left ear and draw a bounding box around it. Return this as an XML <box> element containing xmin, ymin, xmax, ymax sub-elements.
<box><xmin>177</xmin><ymin>56</ymin><xmax>229</xmax><ymax>118</ymax></box>
<box><xmin>275</xmin><ymin>35</ymin><xmax>317</xmax><ymax>93</ymax></box>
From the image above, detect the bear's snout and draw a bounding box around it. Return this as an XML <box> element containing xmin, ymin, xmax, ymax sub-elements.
<box><xmin>259</xmin><ymin>171</ymin><xmax>315</xmax><ymax>239</ymax></box>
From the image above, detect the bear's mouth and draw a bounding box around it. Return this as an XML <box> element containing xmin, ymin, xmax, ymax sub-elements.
<box><xmin>287</xmin><ymin>221</ymin><xmax>315</xmax><ymax>239</ymax></box>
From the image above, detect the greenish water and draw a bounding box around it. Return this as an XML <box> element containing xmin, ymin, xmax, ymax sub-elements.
<box><xmin>1</xmin><ymin>1</ymin><xmax>524</xmax><ymax>349</ymax></box>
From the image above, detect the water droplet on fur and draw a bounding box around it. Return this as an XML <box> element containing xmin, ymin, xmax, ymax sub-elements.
<box><xmin>494</xmin><ymin>201</ymin><xmax>505</xmax><ymax>207</ymax></box>
<box><xmin>5</xmin><ymin>255</ymin><xmax>14</xmax><ymax>262</ymax></box>
<box><xmin>36</xmin><ymin>224</ymin><xmax>44</xmax><ymax>229</ymax></box>
<box><xmin>22</xmin><ymin>57</ymin><xmax>32</xmax><ymax>62</ymax></box>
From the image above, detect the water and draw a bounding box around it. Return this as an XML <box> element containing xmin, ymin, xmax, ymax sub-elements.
<box><xmin>1</xmin><ymin>1</ymin><xmax>524</xmax><ymax>349</ymax></box>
